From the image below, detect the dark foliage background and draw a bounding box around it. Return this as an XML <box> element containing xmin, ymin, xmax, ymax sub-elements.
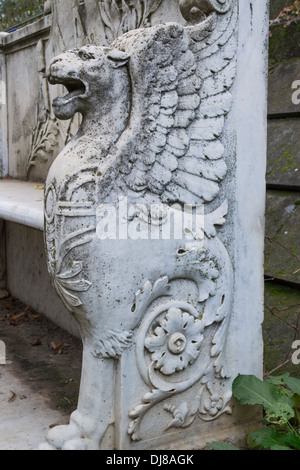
<box><xmin>0</xmin><ymin>0</ymin><xmax>44</xmax><ymax>31</ymax></box>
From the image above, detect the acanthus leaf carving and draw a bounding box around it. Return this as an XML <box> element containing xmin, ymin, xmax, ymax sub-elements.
<box><xmin>54</xmin><ymin>260</ymin><xmax>92</xmax><ymax>308</ymax></box>
<box><xmin>27</xmin><ymin>111</ymin><xmax>81</xmax><ymax>177</ymax></box>
<box><xmin>128</xmin><ymin>236</ymin><xmax>234</xmax><ymax>440</ymax></box>
<box><xmin>27</xmin><ymin>110</ymin><xmax>59</xmax><ymax>175</ymax></box>
<box><xmin>53</xmin><ymin>261</ymin><xmax>91</xmax><ymax>308</ymax></box>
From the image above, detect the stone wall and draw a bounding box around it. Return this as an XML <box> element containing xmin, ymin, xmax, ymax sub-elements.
<box><xmin>264</xmin><ymin>12</ymin><xmax>300</xmax><ymax>377</ymax></box>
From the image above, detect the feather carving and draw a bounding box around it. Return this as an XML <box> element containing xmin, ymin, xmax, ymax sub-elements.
<box><xmin>96</xmin><ymin>4</ymin><xmax>238</xmax><ymax>208</ymax></box>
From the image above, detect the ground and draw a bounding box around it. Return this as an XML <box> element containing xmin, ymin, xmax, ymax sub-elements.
<box><xmin>0</xmin><ymin>295</ymin><xmax>82</xmax><ymax>450</ymax></box>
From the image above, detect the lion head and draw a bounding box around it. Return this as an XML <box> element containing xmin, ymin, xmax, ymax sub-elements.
<box><xmin>48</xmin><ymin>44</ymin><xmax>130</xmax><ymax>120</ymax></box>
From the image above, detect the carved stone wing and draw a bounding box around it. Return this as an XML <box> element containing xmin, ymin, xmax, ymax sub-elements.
<box><xmin>102</xmin><ymin>4</ymin><xmax>237</xmax><ymax>207</ymax></box>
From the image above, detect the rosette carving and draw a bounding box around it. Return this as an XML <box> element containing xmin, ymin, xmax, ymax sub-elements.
<box><xmin>145</xmin><ymin>307</ymin><xmax>204</xmax><ymax>375</ymax></box>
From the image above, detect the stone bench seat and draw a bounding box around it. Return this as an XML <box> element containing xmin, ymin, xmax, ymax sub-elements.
<box><xmin>0</xmin><ymin>178</ymin><xmax>80</xmax><ymax>336</ymax></box>
<box><xmin>0</xmin><ymin>179</ymin><xmax>44</xmax><ymax>231</ymax></box>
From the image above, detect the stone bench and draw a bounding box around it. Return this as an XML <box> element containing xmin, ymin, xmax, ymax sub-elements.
<box><xmin>0</xmin><ymin>179</ymin><xmax>44</xmax><ymax>231</ymax></box>
<box><xmin>0</xmin><ymin>178</ymin><xmax>79</xmax><ymax>336</ymax></box>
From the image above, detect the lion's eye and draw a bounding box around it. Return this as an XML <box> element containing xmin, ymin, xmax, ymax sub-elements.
<box><xmin>79</xmin><ymin>50</ymin><xmax>95</xmax><ymax>61</ymax></box>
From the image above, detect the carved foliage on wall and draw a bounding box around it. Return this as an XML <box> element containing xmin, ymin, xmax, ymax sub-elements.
<box><xmin>27</xmin><ymin>111</ymin><xmax>59</xmax><ymax>175</ymax></box>
<box><xmin>98</xmin><ymin>0</ymin><xmax>163</xmax><ymax>42</ymax></box>
<box><xmin>27</xmin><ymin>37</ymin><xmax>81</xmax><ymax>178</ymax></box>
<box><xmin>27</xmin><ymin>110</ymin><xmax>80</xmax><ymax>177</ymax></box>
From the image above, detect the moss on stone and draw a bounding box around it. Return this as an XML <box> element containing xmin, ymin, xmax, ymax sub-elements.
<box><xmin>263</xmin><ymin>282</ymin><xmax>300</xmax><ymax>378</ymax></box>
<box><xmin>269</xmin><ymin>21</ymin><xmax>300</xmax><ymax>64</ymax></box>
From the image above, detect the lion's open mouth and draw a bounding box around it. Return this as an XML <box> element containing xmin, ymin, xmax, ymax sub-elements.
<box><xmin>63</xmin><ymin>78</ymin><xmax>86</xmax><ymax>100</ymax></box>
<box><xmin>49</xmin><ymin>75</ymin><xmax>87</xmax><ymax>104</ymax></box>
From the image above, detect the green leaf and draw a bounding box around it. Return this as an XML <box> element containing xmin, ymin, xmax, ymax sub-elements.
<box><xmin>269</xmin><ymin>444</ymin><xmax>293</xmax><ymax>450</ymax></box>
<box><xmin>206</xmin><ymin>441</ymin><xmax>240</xmax><ymax>451</ymax></box>
<box><xmin>248</xmin><ymin>428</ymin><xmax>293</xmax><ymax>450</ymax></box>
<box><xmin>265</xmin><ymin>402</ymin><xmax>294</xmax><ymax>426</ymax></box>
<box><xmin>282</xmin><ymin>432</ymin><xmax>300</xmax><ymax>450</ymax></box>
<box><xmin>232</xmin><ymin>375</ymin><xmax>295</xmax><ymax>418</ymax></box>
<box><xmin>283</xmin><ymin>375</ymin><xmax>300</xmax><ymax>397</ymax></box>
<box><xmin>266</xmin><ymin>374</ymin><xmax>290</xmax><ymax>387</ymax></box>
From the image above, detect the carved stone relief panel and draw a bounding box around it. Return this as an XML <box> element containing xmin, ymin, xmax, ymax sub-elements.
<box><xmin>40</xmin><ymin>0</ymin><xmax>268</xmax><ymax>450</ymax></box>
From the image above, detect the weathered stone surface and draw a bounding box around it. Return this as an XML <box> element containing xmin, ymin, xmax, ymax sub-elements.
<box><xmin>2</xmin><ymin>17</ymin><xmax>51</xmax><ymax>181</ymax></box>
<box><xmin>268</xmin><ymin>59</ymin><xmax>300</xmax><ymax>116</ymax></box>
<box><xmin>0</xmin><ymin>33</ymin><xmax>8</xmax><ymax>178</ymax></box>
<box><xmin>265</xmin><ymin>190</ymin><xmax>300</xmax><ymax>284</ymax></box>
<box><xmin>267</xmin><ymin>118</ymin><xmax>300</xmax><ymax>188</ymax></box>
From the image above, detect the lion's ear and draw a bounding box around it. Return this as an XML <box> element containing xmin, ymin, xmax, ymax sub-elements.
<box><xmin>106</xmin><ymin>49</ymin><xmax>130</xmax><ymax>68</ymax></box>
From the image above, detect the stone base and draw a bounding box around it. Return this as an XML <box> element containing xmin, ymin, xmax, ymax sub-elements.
<box><xmin>151</xmin><ymin>418</ymin><xmax>262</xmax><ymax>451</ymax></box>
<box><xmin>5</xmin><ymin>221</ymin><xmax>79</xmax><ymax>337</ymax></box>
<box><xmin>119</xmin><ymin>402</ymin><xmax>262</xmax><ymax>451</ymax></box>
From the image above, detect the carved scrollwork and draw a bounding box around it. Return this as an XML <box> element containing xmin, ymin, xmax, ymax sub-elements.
<box><xmin>128</xmin><ymin>258</ymin><xmax>233</xmax><ymax>440</ymax></box>
<box><xmin>179</xmin><ymin>0</ymin><xmax>232</xmax><ymax>22</ymax></box>
<box><xmin>128</xmin><ymin>295</ymin><xmax>207</xmax><ymax>441</ymax></box>
<box><xmin>163</xmin><ymin>382</ymin><xmax>232</xmax><ymax>430</ymax></box>
<box><xmin>44</xmin><ymin>179</ymin><xmax>96</xmax><ymax>312</ymax></box>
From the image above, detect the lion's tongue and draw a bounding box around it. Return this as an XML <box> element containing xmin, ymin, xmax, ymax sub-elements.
<box><xmin>53</xmin><ymin>87</ymin><xmax>85</xmax><ymax>105</ymax></box>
